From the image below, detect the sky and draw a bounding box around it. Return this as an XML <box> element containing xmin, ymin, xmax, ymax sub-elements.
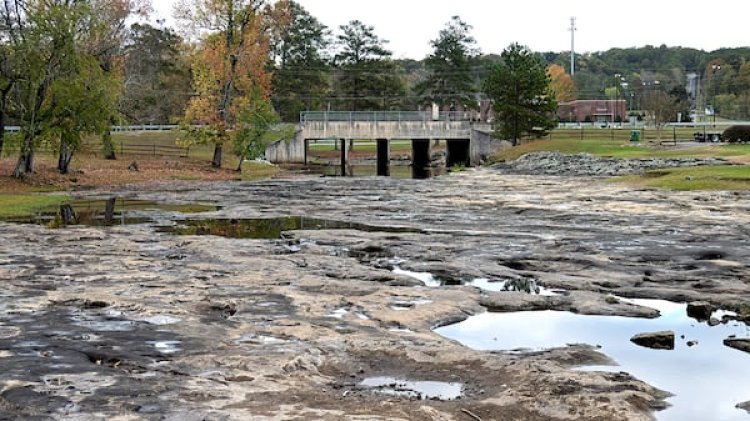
<box><xmin>153</xmin><ymin>0</ymin><xmax>750</xmax><ymax>59</ymax></box>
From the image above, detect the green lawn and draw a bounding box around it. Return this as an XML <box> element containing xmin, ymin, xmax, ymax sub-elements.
<box><xmin>0</xmin><ymin>194</ymin><xmax>70</xmax><ymax>218</ymax></box>
<box><xmin>617</xmin><ymin>165</ymin><xmax>750</xmax><ymax>191</ymax></box>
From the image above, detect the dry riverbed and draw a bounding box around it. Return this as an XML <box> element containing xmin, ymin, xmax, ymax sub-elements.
<box><xmin>1</xmin><ymin>168</ymin><xmax>750</xmax><ymax>420</ymax></box>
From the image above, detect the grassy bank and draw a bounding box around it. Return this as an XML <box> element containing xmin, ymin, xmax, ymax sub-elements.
<box><xmin>0</xmin><ymin>194</ymin><xmax>70</xmax><ymax>218</ymax></box>
<box><xmin>494</xmin><ymin>138</ymin><xmax>750</xmax><ymax>191</ymax></box>
<box><xmin>617</xmin><ymin>166</ymin><xmax>750</xmax><ymax>191</ymax></box>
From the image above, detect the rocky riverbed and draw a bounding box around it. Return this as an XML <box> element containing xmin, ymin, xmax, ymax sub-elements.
<box><xmin>494</xmin><ymin>152</ymin><xmax>730</xmax><ymax>176</ymax></box>
<box><xmin>1</xmin><ymin>168</ymin><xmax>750</xmax><ymax>420</ymax></box>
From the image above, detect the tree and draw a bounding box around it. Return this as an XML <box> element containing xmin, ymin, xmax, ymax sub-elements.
<box><xmin>643</xmin><ymin>88</ymin><xmax>682</xmax><ymax>136</ymax></box>
<box><xmin>89</xmin><ymin>0</ymin><xmax>150</xmax><ymax>161</ymax></box>
<box><xmin>43</xmin><ymin>56</ymin><xmax>120</xmax><ymax>174</ymax></box>
<box><xmin>232</xmin><ymin>88</ymin><xmax>278</xmax><ymax>171</ymax></box>
<box><xmin>334</xmin><ymin>20</ymin><xmax>405</xmax><ymax>111</ymax></box>
<box><xmin>417</xmin><ymin>16</ymin><xmax>479</xmax><ymax>109</ymax></box>
<box><xmin>176</xmin><ymin>0</ymin><xmax>272</xmax><ymax>168</ymax></box>
<box><xmin>547</xmin><ymin>64</ymin><xmax>576</xmax><ymax>102</ymax></box>
<box><xmin>121</xmin><ymin>24</ymin><xmax>192</xmax><ymax>125</ymax></box>
<box><xmin>6</xmin><ymin>1</ymin><xmax>96</xmax><ymax>177</ymax></box>
<box><xmin>483</xmin><ymin>43</ymin><xmax>557</xmax><ymax>146</ymax></box>
<box><xmin>1</xmin><ymin>0</ymin><xmax>144</xmax><ymax>177</ymax></box>
<box><xmin>267</xmin><ymin>1</ymin><xmax>330</xmax><ymax>121</ymax></box>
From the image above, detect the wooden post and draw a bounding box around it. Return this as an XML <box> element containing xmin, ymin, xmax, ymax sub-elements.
<box><xmin>104</xmin><ymin>197</ymin><xmax>116</xmax><ymax>224</ymax></box>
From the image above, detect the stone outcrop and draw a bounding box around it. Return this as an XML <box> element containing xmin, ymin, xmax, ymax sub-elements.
<box><xmin>630</xmin><ymin>331</ymin><xmax>676</xmax><ymax>350</ymax></box>
<box><xmin>687</xmin><ymin>301</ymin><xmax>714</xmax><ymax>321</ymax></box>
<box><xmin>724</xmin><ymin>337</ymin><xmax>750</xmax><ymax>354</ymax></box>
<box><xmin>494</xmin><ymin>152</ymin><xmax>729</xmax><ymax>176</ymax></box>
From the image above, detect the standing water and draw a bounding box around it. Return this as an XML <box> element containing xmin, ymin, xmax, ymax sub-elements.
<box><xmin>435</xmin><ymin>299</ymin><xmax>750</xmax><ymax>420</ymax></box>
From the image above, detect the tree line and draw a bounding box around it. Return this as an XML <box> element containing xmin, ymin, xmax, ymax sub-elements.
<box><xmin>15</xmin><ymin>1</ymin><xmax>750</xmax><ymax>177</ymax></box>
<box><xmin>0</xmin><ymin>0</ymin><xmax>560</xmax><ymax>177</ymax></box>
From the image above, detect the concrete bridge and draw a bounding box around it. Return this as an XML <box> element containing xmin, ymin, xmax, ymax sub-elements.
<box><xmin>266</xmin><ymin>111</ymin><xmax>494</xmax><ymax>177</ymax></box>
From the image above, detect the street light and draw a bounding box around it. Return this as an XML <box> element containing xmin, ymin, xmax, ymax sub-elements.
<box><xmin>710</xmin><ymin>65</ymin><xmax>722</xmax><ymax>128</ymax></box>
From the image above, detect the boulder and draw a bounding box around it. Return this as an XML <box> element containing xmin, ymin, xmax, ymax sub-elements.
<box><xmin>687</xmin><ymin>301</ymin><xmax>714</xmax><ymax>321</ymax></box>
<box><xmin>724</xmin><ymin>337</ymin><xmax>750</xmax><ymax>354</ymax></box>
<box><xmin>630</xmin><ymin>331</ymin><xmax>675</xmax><ymax>350</ymax></box>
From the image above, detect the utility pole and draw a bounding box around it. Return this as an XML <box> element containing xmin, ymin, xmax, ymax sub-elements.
<box><xmin>569</xmin><ymin>17</ymin><xmax>577</xmax><ymax>77</ymax></box>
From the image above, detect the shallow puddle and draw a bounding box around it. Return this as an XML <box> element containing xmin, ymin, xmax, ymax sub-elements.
<box><xmin>435</xmin><ymin>299</ymin><xmax>750</xmax><ymax>420</ymax></box>
<box><xmin>359</xmin><ymin>376</ymin><xmax>462</xmax><ymax>400</ymax></box>
<box><xmin>394</xmin><ymin>268</ymin><xmax>561</xmax><ymax>295</ymax></box>
<box><xmin>3</xmin><ymin>198</ymin><xmax>218</xmax><ymax>227</ymax></box>
<box><xmin>160</xmin><ymin>217</ymin><xmax>421</xmax><ymax>239</ymax></box>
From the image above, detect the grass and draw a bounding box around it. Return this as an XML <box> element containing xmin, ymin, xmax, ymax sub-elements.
<box><xmin>0</xmin><ymin>194</ymin><xmax>70</xmax><ymax>218</ymax></box>
<box><xmin>492</xmin><ymin>135</ymin><xmax>750</xmax><ymax>191</ymax></box>
<box><xmin>240</xmin><ymin>161</ymin><xmax>281</xmax><ymax>181</ymax></box>
<box><xmin>617</xmin><ymin>165</ymin><xmax>750</xmax><ymax>191</ymax></box>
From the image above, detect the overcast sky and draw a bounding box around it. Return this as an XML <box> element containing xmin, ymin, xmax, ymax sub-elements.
<box><xmin>153</xmin><ymin>0</ymin><xmax>750</xmax><ymax>59</ymax></box>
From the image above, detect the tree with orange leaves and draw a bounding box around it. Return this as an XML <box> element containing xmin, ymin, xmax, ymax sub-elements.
<box><xmin>547</xmin><ymin>64</ymin><xmax>576</xmax><ymax>103</ymax></box>
<box><xmin>175</xmin><ymin>0</ymin><xmax>274</xmax><ymax>169</ymax></box>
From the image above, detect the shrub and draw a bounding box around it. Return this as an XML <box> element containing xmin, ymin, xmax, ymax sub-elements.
<box><xmin>722</xmin><ymin>125</ymin><xmax>750</xmax><ymax>143</ymax></box>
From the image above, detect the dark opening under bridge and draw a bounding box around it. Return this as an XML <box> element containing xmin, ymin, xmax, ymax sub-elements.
<box><xmin>265</xmin><ymin>111</ymin><xmax>494</xmax><ymax>177</ymax></box>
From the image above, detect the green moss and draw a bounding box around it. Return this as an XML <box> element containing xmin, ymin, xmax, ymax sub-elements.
<box><xmin>0</xmin><ymin>194</ymin><xmax>70</xmax><ymax>218</ymax></box>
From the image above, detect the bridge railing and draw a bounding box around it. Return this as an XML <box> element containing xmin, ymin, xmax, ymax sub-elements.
<box><xmin>300</xmin><ymin>111</ymin><xmax>476</xmax><ymax>124</ymax></box>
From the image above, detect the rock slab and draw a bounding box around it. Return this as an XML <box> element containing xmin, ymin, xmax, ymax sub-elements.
<box><xmin>724</xmin><ymin>338</ymin><xmax>750</xmax><ymax>354</ymax></box>
<box><xmin>630</xmin><ymin>331</ymin><xmax>675</xmax><ymax>350</ymax></box>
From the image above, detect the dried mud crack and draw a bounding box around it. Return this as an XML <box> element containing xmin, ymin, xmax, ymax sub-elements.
<box><xmin>1</xmin><ymin>169</ymin><xmax>749</xmax><ymax>420</ymax></box>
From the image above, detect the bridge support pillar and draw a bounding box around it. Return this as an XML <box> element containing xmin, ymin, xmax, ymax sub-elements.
<box><xmin>376</xmin><ymin>139</ymin><xmax>390</xmax><ymax>177</ymax></box>
<box><xmin>446</xmin><ymin>139</ymin><xmax>471</xmax><ymax>168</ymax></box>
<box><xmin>411</xmin><ymin>139</ymin><xmax>431</xmax><ymax>179</ymax></box>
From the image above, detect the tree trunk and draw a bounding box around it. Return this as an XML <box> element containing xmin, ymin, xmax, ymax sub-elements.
<box><xmin>12</xmin><ymin>133</ymin><xmax>35</xmax><ymax>179</ymax></box>
<box><xmin>235</xmin><ymin>154</ymin><xmax>245</xmax><ymax>172</ymax></box>
<box><xmin>102</xmin><ymin>129</ymin><xmax>116</xmax><ymax>160</ymax></box>
<box><xmin>0</xmin><ymin>112</ymin><xmax>5</xmax><ymax>158</ymax></box>
<box><xmin>58</xmin><ymin>135</ymin><xmax>73</xmax><ymax>174</ymax></box>
<box><xmin>212</xmin><ymin>143</ymin><xmax>222</xmax><ymax>168</ymax></box>
<box><xmin>0</xmin><ymin>99</ymin><xmax>6</xmax><ymax>158</ymax></box>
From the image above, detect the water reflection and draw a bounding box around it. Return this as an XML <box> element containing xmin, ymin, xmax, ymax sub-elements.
<box><xmin>393</xmin><ymin>268</ymin><xmax>561</xmax><ymax>295</ymax></box>
<box><xmin>312</xmin><ymin>165</ymin><xmax>446</xmax><ymax>179</ymax></box>
<box><xmin>435</xmin><ymin>299</ymin><xmax>750</xmax><ymax>421</ymax></box>
<box><xmin>161</xmin><ymin>217</ymin><xmax>422</xmax><ymax>239</ymax></box>
<box><xmin>3</xmin><ymin>198</ymin><xmax>218</xmax><ymax>227</ymax></box>
<box><xmin>359</xmin><ymin>376</ymin><xmax>463</xmax><ymax>400</ymax></box>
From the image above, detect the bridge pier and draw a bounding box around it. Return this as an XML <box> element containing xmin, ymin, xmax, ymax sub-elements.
<box><xmin>446</xmin><ymin>139</ymin><xmax>471</xmax><ymax>168</ymax></box>
<box><xmin>411</xmin><ymin>139</ymin><xmax>431</xmax><ymax>180</ymax></box>
<box><xmin>376</xmin><ymin>139</ymin><xmax>389</xmax><ymax>177</ymax></box>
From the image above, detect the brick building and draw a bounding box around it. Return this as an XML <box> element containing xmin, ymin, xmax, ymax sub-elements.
<box><xmin>558</xmin><ymin>100</ymin><xmax>628</xmax><ymax>123</ymax></box>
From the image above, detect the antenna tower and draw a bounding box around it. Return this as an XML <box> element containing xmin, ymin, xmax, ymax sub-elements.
<box><xmin>569</xmin><ymin>17</ymin><xmax>577</xmax><ymax>76</ymax></box>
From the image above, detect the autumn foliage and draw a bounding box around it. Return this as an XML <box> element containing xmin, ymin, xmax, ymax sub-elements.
<box><xmin>547</xmin><ymin>64</ymin><xmax>576</xmax><ymax>102</ymax></box>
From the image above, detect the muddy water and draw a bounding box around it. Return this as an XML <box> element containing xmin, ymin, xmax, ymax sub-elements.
<box><xmin>436</xmin><ymin>299</ymin><xmax>750</xmax><ymax>421</ymax></box>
